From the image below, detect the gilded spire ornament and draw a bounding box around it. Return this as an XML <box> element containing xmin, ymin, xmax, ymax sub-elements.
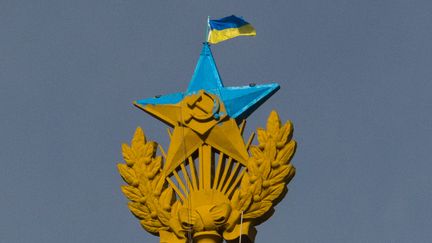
<box><xmin>118</xmin><ymin>43</ymin><xmax>297</xmax><ymax>243</ymax></box>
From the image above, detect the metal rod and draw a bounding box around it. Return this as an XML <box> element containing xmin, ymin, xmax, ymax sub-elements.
<box><xmin>173</xmin><ymin>170</ymin><xmax>188</xmax><ymax>197</ymax></box>
<box><xmin>159</xmin><ymin>145</ymin><xmax>166</xmax><ymax>159</ymax></box>
<box><xmin>226</xmin><ymin>169</ymin><xmax>245</xmax><ymax>197</ymax></box>
<box><xmin>239</xmin><ymin>120</ymin><xmax>246</xmax><ymax>135</ymax></box>
<box><xmin>222</xmin><ymin>162</ymin><xmax>241</xmax><ymax>194</ymax></box>
<box><xmin>246</xmin><ymin>132</ymin><xmax>255</xmax><ymax>149</ymax></box>
<box><xmin>205</xmin><ymin>16</ymin><xmax>210</xmax><ymax>43</ymax></box>
<box><xmin>166</xmin><ymin>177</ymin><xmax>186</xmax><ymax>202</ymax></box>
<box><xmin>213</xmin><ymin>152</ymin><xmax>224</xmax><ymax>189</ymax></box>
<box><xmin>217</xmin><ymin>157</ymin><xmax>233</xmax><ymax>191</ymax></box>
<box><xmin>188</xmin><ymin>156</ymin><xmax>199</xmax><ymax>190</ymax></box>
<box><xmin>199</xmin><ymin>146</ymin><xmax>203</xmax><ymax>189</ymax></box>
<box><xmin>181</xmin><ymin>163</ymin><xmax>193</xmax><ymax>192</ymax></box>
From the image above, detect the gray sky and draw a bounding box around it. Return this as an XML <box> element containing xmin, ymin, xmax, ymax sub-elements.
<box><xmin>1</xmin><ymin>0</ymin><xmax>431</xmax><ymax>242</ymax></box>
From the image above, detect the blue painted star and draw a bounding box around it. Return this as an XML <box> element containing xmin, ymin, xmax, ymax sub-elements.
<box><xmin>134</xmin><ymin>43</ymin><xmax>280</xmax><ymax>174</ymax></box>
<box><xmin>134</xmin><ymin>43</ymin><xmax>280</xmax><ymax>122</ymax></box>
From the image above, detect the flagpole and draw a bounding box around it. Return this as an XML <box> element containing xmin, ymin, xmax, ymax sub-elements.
<box><xmin>205</xmin><ymin>16</ymin><xmax>210</xmax><ymax>44</ymax></box>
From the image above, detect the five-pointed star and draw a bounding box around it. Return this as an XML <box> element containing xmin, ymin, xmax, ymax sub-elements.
<box><xmin>134</xmin><ymin>43</ymin><xmax>280</xmax><ymax>174</ymax></box>
<box><xmin>136</xmin><ymin>91</ymin><xmax>250</xmax><ymax>174</ymax></box>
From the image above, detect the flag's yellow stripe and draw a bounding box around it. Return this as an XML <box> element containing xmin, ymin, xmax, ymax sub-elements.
<box><xmin>208</xmin><ymin>24</ymin><xmax>256</xmax><ymax>44</ymax></box>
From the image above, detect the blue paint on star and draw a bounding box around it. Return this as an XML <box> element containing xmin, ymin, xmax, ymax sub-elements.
<box><xmin>187</xmin><ymin>43</ymin><xmax>224</xmax><ymax>93</ymax></box>
<box><xmin>135</xmin><ymin>43</ymin><xmax>280</xmax><ymax>121</ymax></box>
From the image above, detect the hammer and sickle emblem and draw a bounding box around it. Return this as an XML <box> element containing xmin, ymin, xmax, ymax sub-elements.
<box><xmin>183</xmin><ymin>90</ymin><xmax>220</xmax><ymax>124</ymax></box>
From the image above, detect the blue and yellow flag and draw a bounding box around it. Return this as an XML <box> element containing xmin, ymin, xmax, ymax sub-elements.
<box><xmin>207</xmin><ymin>15</ymin><xmax>256</xmax><ymax>44</ymax></box>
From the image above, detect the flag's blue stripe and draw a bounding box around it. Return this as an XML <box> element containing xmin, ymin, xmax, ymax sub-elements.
<box><xmin>209</xmin><ymin>15</ymin><xmax>249</xmax><ymax>31</ymax></box>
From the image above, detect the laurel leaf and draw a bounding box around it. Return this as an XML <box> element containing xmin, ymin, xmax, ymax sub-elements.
<box><xmin>136</xmin><ymin>155</ymin><xmax>147</xmax><ymax>167</ymax></box>
<box><xmin>262</xmin><ymin>183</ymin><xmax>285</xmax><ymax>202</ymax></box>
<box><xmin>247</xmin><ymin>159</ymin><xmax>260</xmax><ymax>176</ymax></box>
<box><xmin>265</xmin><ymin>140</ymin><xmax>277</xmax><ymax>161</ymax></box>
<box><xmin>122</xmin><ymin>144</ymin><xmax>134</xmax><ymax>166</ymax></box>
<box><xmin>276</xmin><ymin>140</ymin><xmax>296</xmax><ymax>165</ymax></box>
<box><xmin>131</xmin><ymin>127</ymin><xmax>146</xmax><ymax>150</ymax></box>
<box><xmin>118</xmin><ymin>164</ymin><xmax>136</xmax><ymax>185</ymax></box>
<box><xmin>268</xmin><ymin>165</ymin><xmax>292</xmax><ymax>186</ymax></box>
<box><xmin>277</xmin><ymin>121</ymin><xmax>293</xmax><ymax>145</ymax></box>
<box><xmin>159</xmin><ymin>187</ymin><xmax>174</xmax><ymax>209</ymax></box>
<box><xmin>121</xmin><ymin>185</ymin><xmax>142</xmax><ymax>202</ymax></box>
<box><xmin>128</xmin><ymin>202</ymin><xmax>150</xmax><ymax>219</ymax></box>
<box><xmin>286</xmin><ymin>165</ymin><xmax>296</xmax><ymax>183</ymax></box>
<box><xmin>145</xmin><ymin>197</ymin><xmax>158</xmax><ymax>214</ymax></box>
<box><xmin>231</xmin><ymin>190</ymin><xmax>240</xmax><ymax>206</ymax></box>
<box><xmin>143</xmin><ymin>142</ymin><xmax>156</xmax><ymax>160</ymax></box>
<box><xmin>154</xmin><ymin>174</ymin><xmax>165</xmax><ymax>195</ymax></box>
<box><xmin>252</xmin><ymin>178</ymin><xmax>263</xmax><ymax>197</ymax></box>
<box><xmin>157</xmin><ymin>211</ymin><xmax>171</xmax><ymax>226</ymax></box>
<box><xmin>256</xmin><ymin>128</ymin><xmax>267</xmax><ymax>145</ymax></box>
<box><xmin>171</xmin><ymin>201</ymin><xmax>181</xmax><ymax>218</ymax></box>
<box><xmin>132</xmin><ymin>159</ymin><xmax>145</xmax><ymax>179</ymax></box>
<box><xmin>138</xmin><ymin>177</ymin><xmax>151</xmax><ymax>194</ymax></box>
<box><xmin>240</xmin><ymin>173</ymin><xmax>250</xmax><ymax>191</ymax></box>
<box><xmin>149</xmin><ymin>174</ymin><xmax>159</xmax><ymax>189</ymax></box>
<box><xmin>140</xmin><ymin>219</ymin><xmax>165</xmax><ymax>234</ymax></box>
<box><xmin>244</xmin><ymin>201</ymin><xmax>272</xmax><ymax>219</ymax></box>
<box><xmin>148</xmin><ymin>156</ymin><xmax>162</xmax><ymax>179</ymax></box>
<box><xmin>240</xmin><ymin>194</ymin><xmax>253</xmax><ymax>212</ymax></box>
<box><xmin>249</xmin><ymin>146</ymin><xmax>263</xmax><ymax>159</ymax></box>
<box><xmin>260</xmin><ymin>158</ymin><xmax>271</xmax><ymax>179</ymax></box>
<box><xmin>158</xmin><ymin>189</ymin><xmax>172</xmax><ymax>225</ymax></box>
<box><xmin>266</xmin><ymin>111</ymin><xmax>281</xmax><ymax>137</ymax></box>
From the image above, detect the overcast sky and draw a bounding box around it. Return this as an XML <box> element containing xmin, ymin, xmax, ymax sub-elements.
<box><xmin>1</xmin><ymin>0</ymin><xmax>431</xmax><ymax>242</ymax></box>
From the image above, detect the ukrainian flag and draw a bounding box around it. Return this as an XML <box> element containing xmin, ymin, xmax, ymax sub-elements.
<box><xmin>207</xmin><ymin>15</ymin><xmax>256</xmax><ymax>44</ymax></box>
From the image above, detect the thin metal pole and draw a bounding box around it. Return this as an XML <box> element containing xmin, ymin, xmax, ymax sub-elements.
<box><xmin>205</xmin><ymin>16</ymin><xmax>210</xmax><ymax>43</ymax></box>
<box><xmin>239</xmin><ymin>210</ymin><xmax>244</xmax><ymax>243</ymax></box>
